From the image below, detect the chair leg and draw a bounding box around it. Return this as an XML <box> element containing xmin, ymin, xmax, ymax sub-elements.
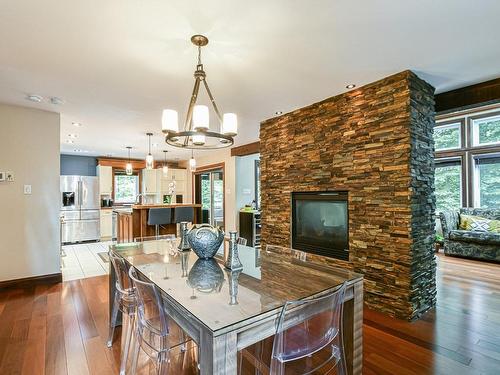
<box><xmin>120</xmin><ymin>313</ymin><xmax>135</xmax><ymax>375</ymax></box>
<box><xmin>107</xmin><ymin>292</ymin><xmax>120</xmax><ymax>347</ymax></box>
<box><xmin>130</xmin><ymin>326</ymin><xmax>141</xmax><ymax>375</ymax></box>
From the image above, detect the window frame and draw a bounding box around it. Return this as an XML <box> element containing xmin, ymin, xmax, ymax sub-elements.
<box><xmin>113</xmin><ymin>171</ymin><xmax>140</xmax><ymax>204</ymax></box>
<box><xmin>435</xmin><ymin>156</ymin><xmax>466</xmax><ymax>210</ymax></box>
<box><xmin>433</xmin><ymin>120</ymin><xmax>464</xmax><ymax>151</ymax></box>
<box><xmin>468</xmin><ymin>110</ymin><xmax>500</xmax><ymax>148</ymax></box>
<box><xmin>435</xmin><ymin>105</ymin><xmax>500</xmax><ymax>209</ymax></box>
<box><xmin>470</xmin><ymin>151</ymin><xmax>500</xmax><ymax>208</ymax></box>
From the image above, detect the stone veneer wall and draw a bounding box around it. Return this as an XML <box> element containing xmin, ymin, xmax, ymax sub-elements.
<box><xmin>259</xmin><ymin>70</ymin><xmax>436</xmax><ymax>320</ymax></box>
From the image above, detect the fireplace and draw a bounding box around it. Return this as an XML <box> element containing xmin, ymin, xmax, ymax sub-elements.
<box><xmin>291</xmin><ymin>191</ymin><xmax>349</xmax><ymax>260</ymax></box>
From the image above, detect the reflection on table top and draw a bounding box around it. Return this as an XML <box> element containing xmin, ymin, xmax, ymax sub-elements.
<box><xmin>110</xmin><ymin>239</ymin><xmax>362</xmax><ymax>334</ymax></box>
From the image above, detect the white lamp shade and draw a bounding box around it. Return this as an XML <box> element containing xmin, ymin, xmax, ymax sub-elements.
<box><xmin>146</xmin><ymin>153</ymin><xmax>154</xmax><ymax>169</ymax></box>
<box><xmin>125</xmin><ymin>163</ymin><xmax>133</xmax><ymax>175</ymax></box>
<box><xmin>222</xmin><ymin>113</ymin><xmax>238</xmax><ymax>136</ymax></box>
<box><xmin>192</xmin><ymin>133</ymin><xmax>206</xmax><ymax>145</ymax></box>
<box><xmin>189</xmin><ymin>157</ymin><xmax>196</xmax><ymax>172</ymax></box>
<box><xmin>193</xmin><ymin>105</ymin><xmax>209</xmax><ymax>130</ymax></box>
<box><xmin>162</xmin><ymin>109</ymin><xmax>179</xmax><ymax>132</ymax></box>
<box><xmin>162</xmin><ymin>165</ymin><xmax>169</xmax><ymax>176</ymax></box>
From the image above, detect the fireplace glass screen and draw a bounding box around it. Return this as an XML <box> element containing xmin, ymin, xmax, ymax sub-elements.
<box><xmin>292</xmin><ymin>192</ymin><xmax>348</xmax><ymax>260</ymax></box>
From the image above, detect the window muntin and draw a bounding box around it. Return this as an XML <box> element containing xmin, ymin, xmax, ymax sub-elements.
<box><xmin>434</xmin><ymin>122</ymin><xmax>461</xmax><ymax>151</ymax></box>
<box><xmin>473</xmin><ymin>155</ymin><xmax>500</xmax><ymax>208</ymax></box>
<box><xmin>114</xmin><ymin>173</ymin><xmax>139</xmax><ymax>204</ymax></box>
<box><xmin>435</xmin><ymin>159</ymin><xmax>462</xmax><ymax>213</ymax></box>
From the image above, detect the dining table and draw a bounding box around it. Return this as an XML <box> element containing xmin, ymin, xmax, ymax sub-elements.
<box><xmin>109</xmin><ymin>239</ymin><xmax>363</xmax><ymax>375</ymax></box>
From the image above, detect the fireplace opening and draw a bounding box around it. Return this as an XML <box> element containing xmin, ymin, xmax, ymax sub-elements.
<box><xmin>291</xmin><ymin>191</ymin><xmax>349</xmax><ymax>260</ymax></box>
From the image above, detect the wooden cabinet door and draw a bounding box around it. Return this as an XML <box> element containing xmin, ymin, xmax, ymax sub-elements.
<box><xmin>98</xmin><ymin>166</ymin><xmax>113</xmax><ymax>195</ymax></box>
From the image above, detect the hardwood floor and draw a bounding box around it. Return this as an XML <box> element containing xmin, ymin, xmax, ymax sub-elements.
<box><xmin>0</xmin><ymin>252</ymin><xmax>499</xmax><ymax>374</ymax></box>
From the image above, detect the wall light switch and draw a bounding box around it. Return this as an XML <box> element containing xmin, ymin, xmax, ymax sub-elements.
<box><xmin>24</xmin><ymin>185</ymin><xmax>32</xmax><ymax>195</ymax></box>
<box><xmin>243</xmin><ymin>188</ymin><xmax>251</xmax><ymax>195</ymax></box>
<box><xmin>0</xmin><ymin>171</ymin><xmax>5</xmax><ymax>181</ymax></box>
<box><xmin>6</xmin><ymin>171</ymin><xmax>14</xmax><ymax>182</ymax></box>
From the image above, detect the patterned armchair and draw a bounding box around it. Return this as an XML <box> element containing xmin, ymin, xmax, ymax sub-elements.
<box><xmin>439</xmin><ymin>208</ymin><xmax>500</xmax><ymax>262</ymax></box>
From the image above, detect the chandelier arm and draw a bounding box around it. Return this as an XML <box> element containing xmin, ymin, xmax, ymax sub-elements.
<box><xmin>202</xmin><ymin>79</ymin><xmax>224</xmax><ymax>124</ymax></box>
<box><xmin>185</xmin><ymin>77</ymin><xmax>202</xmax><ymax>131</ymax></box>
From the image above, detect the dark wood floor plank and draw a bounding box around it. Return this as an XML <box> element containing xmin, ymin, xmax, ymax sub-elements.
<box><xmin>0</xmin><ymin>251</ymin><xmax>499</xmax><ymax>374</ymax></box>
<box><xmin>61</xmin><ymin>282</ymin><xmax>90</xmax><ymax>375</ymax></box>
<box><xmin>45</xmin><ymin>314</ymin><xmax>68</xmax><ymax>375</ymax></box>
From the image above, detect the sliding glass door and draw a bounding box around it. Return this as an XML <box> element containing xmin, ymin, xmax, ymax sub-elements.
<box><xmin>194</xmin><ymin>168</ymin><xmax>224</xmax><ymax>228</ymax></box>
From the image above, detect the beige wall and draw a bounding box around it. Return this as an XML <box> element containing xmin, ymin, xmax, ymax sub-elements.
<box><xmin>0</xmin><ymin>103</ymin><xmax>61</xmax><ymax>281</ymax></box>
<box><xmin>182</xmin><ymin>148</ymin><xmax>237</xmax><ymax>232</ymax></box>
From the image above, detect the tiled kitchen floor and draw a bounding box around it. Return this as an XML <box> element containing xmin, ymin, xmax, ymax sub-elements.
<box><xmin>61</xmin><ymin>241</ymin><xmax>113</xmax><ymax>281</ymax></box>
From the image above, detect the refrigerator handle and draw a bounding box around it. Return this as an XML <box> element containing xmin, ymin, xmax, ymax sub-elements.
<box><xmin>78</xmin><ymin>180</ymin><xmax>83</xmax><ymax>206</ymax></box>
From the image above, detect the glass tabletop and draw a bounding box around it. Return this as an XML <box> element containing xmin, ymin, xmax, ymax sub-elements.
<box><xmin>110</xmin><ymin>239</ymin><xmax>362</xmax><ymax>333</ymax></box>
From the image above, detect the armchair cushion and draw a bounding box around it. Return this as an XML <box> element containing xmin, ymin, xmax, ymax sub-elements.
<box><xmin>459</xmin><ymin>214</ymin><xmax>500</xmax><ymax>233</ymax></box>
<box><xmin>449</xmin><ymin>230</ymin><xmax>500</xmax><ymax>246</ymax></box>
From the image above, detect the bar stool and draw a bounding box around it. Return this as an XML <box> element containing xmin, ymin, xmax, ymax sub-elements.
<box><xmin>173</xmin><ymin>206</ymin><xmax>194</xmax><ymax>224</ymax></box>
<box><xmin>148</xmin><ymin>208</ymin><xmax>172</xmax><ymax>239</ymax></box>
<box><xmin>173</xmin><ymin>207</ymin><xmax>195</xmax><ymax>236</ymax></box>
<box><xmin>128</xmin><ymin>266</ymin><xmax>197</xmax><ymax>374</ymax></box>
<box><xmin>107</xmin><ymin>250</ymin><xmax>136</xmax><ymax>375</ymax></box>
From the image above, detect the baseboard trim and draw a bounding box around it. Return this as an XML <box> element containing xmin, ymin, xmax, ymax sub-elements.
<box><xmin>0</xmin><ymin>272</ymin><xmax>62</xmax><ymax>289</ymax></box>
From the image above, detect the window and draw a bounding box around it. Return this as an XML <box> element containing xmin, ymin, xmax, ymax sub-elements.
<box><xmin>473</xmin><ymin>155</ymin><xmax>500</xmax><ymax>208</ymax></box>
<box><xmin>114</xmin><ymin>173</ymin><xmax>139</xmax><ymax>204</ymax></box>
<box><xmin>435</xmin><ymin>105</ymin><xmax>500</xmax><ymax>210</ymax></box>
<box><xmin>435</xmin><ymin>159</ymin><xmax>462</xmax><ymax>213</ymax></box>
<box><xmin>434</xmin><ymin>122</ymin><xmax>461</xmax><ymax>150</ymax></box>
<box><xmin>472</xmin><ymin>114</ymin><xmax>500</xmax><ymax>146</ymax></box>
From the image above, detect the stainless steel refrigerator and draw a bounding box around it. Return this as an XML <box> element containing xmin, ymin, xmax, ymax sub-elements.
<box><xmin>60</xmin><ymin>176</ymin><xmax>100</xmax><ymax>243</ymax></box>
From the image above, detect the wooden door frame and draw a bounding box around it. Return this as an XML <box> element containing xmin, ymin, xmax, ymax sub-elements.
<box><xmin>191</xmin><ymin>162</ymin><xmax>226</xmax><ymax>227</ymax></box>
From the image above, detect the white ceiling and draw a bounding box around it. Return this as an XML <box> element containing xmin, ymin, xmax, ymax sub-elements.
<box><xmin>1</xmin><ymin>0</ymin><xmax>499</xmax><ymax>160</ymax></box>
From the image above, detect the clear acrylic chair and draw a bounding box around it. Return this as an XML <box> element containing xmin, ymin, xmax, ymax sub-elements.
<box><xmin>269</xmin><ymin>282</ymin><xmax>347</xmax><ymax>375</ymax></box>
<box><xmin>107</xmin><ymin>250</ymin><xmax>137</xmax><ymax>375</ymax></box>
<box><xmin>128</xmin><ymin>266</ymin><xmax>196</xmax><ymax>374</ymax></box>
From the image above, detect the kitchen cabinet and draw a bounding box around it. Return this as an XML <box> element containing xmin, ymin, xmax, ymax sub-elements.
<box><xmin>117</xmin><ymin>211</ymin><xmax>133</xmax><ymax>243</ymax></box>
<box><xmin>100</xmin><ymin>209</ymin><xmax>113</xmax><ymax>239</ymax></box>
<box><xmin>160</xmin><ymin>168</ymin><xmax>187</xmax><ymax>202</ymax></box>
<box><xmin>142</xmin><ymin>169</ymin><xmax>158</xmax><ymax>194</ymax></box>
<box><xmin>97</xmin><ymin>165</ymin><xmax>113</xmax><ymax>195</ymax></box>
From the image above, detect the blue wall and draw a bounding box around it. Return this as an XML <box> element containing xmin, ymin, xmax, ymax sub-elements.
<box><xmin>60</xmin><ymin>155</ymin><xmax>97</xmax><ymax>176</ymax></box>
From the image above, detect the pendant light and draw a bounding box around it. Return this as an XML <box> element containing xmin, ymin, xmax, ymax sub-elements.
<box><xmin>189</xmin><ymin>150</ymin><xmax>196</xmax><ymax>172</ymax></box>
<box><xmin>145</xmin><ymin>132</ymin><xmax>154</xmax><ymax>169</ymax></box>
<box><xmin>162</xmin><ymin>35</ymin><xmax>238</xmax><ymax>149</ymax></box>
<box><xmin>162</xmin><ymin>150</ymin><xmax>169</xmax><ymax>176</ymax></box>
<box><xmin>125</xmin><ymin>146</ymin><xmax>133</xmax><ymax>175</ymax></box>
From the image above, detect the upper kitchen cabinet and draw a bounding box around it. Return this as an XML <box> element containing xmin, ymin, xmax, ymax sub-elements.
<box><xmin>161</xmin><ymin>168</ymin><xmax>187</xmax><ymax>195</ymax></box>
<box><xmin>97</xmin><ymin>165</ymin><xmax>113</xmax><ymax>195</ymax></box>
<box><xmin>142</xmin><ymin>168</ymin><xmax>158</xmax><ymax>194</ymax></box>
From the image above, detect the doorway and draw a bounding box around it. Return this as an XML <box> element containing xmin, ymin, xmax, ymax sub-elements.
<box><xmin>194</xmin><ymin>165</ymin><xmax>225</xmax><ymax>228</ymax></box>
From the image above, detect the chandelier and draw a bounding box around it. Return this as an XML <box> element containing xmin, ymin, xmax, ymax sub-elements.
<box><xmin>161</xmin><ymin>35</ymin><xmax>237</xmax><ymax>149</ymax></box>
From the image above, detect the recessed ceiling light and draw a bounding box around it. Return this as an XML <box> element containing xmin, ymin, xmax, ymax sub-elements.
<box><xmin>72</xmin><ymin>122</ymin><xmax>82</xmax><ymax>127</ymax></box>
<box><xmin>66</xmin><ymin>139</ymin><xmax>74</xmax><ymax>144</ymax></box>
<box><xmin>50</xmin><ymin>97</ymin><xmax>64</xmax><ymax>105</ymax></box>
<box><xmin>74</xmin><ymin>149</ymin><xmax>82</xmax><ymax>152</ymax></box>
<box><xmin>26</xmin><ymin>94</ymin><xmax>43</xmax><ymax>103</ymax></box>
<box><xmin>346</xmin><ymin>84</ymin><xmax>356</xmax><ymax>89</ymax></box>
<box><xmin>275</xmin><ymin>111</ymin><xmax>283</xmax><ymax>115</ymax></box>
<box><xmin>68</xmin><ymin>134</ymin><xmax>77</xmax><ymax>139</ymax></box>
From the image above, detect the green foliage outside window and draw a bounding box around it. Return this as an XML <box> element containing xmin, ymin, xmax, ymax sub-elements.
<box><xmin>477</xmin><ymin>161</ymin><xmax>500</xmax><ymax>208</ymax></box>
<box><xmin>435</xmin><ymin>164</ymin><xmax>461</xmax><ymax>213</ymax></box>
<box><xmin>435</xmin><ymin>125</ymin><xmax>460</xmax><ymax>150</ymax></box>
<box><xmin>477</xmin><ymin>118</ymin><xmax>500</xmax><ymax>145</ymax></box>
<box><xmin>115</xmin><ymin>175</ymin><xmax>138</xmax><ymax>203</ymax></box>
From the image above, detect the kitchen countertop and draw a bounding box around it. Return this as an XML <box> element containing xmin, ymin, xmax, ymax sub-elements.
<box><xmin>131</xmin><ymin>203</ymin><xmax>202</xmax><ymax>209</ymax></box>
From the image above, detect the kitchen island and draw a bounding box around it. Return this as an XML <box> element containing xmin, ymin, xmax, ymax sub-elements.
<box><xmin>114</xmin><ymin>203</ymin><xmax>201</xmax><ymax>242</ymax></box>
